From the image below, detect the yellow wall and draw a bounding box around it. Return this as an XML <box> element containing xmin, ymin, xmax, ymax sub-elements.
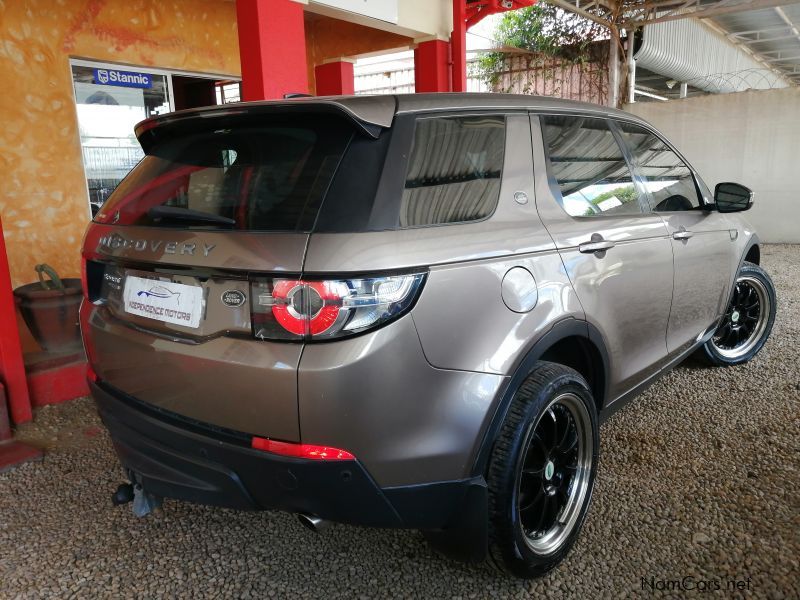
<box><xmin>305</xmin><ymin>13</ymin><xmax>412</xmax><ymax>95</ymax></box>
<box><xmin>0</xmin><ymin>0</ymin><xmax>241</xmax><ymax>288</ymax></box>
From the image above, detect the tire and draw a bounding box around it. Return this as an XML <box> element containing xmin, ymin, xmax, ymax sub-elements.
<box><xmin>486</xmin><ymin>361</ymin><xmax>599</xmax><ymax>578</ymax></box>
<box><xmin>699</xmin><ymin>262</ymin><xmax>776</xmax><ymax>367</ymax></box>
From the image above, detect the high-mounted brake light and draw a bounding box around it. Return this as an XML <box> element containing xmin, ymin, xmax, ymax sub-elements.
<box><xmin>250</xmin><ymin>273</ymin><xmax>425</xmax><ymax>341</ymax></box>
<box><xmin>251</xmin><ymin>437</ymin><xmax>355</xmax><ymax>460</ymax></box>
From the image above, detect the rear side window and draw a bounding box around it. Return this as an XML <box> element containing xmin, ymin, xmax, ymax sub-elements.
<box><xmin>541</xmin><ymin>114</ymin><xmax>643</xmax><ymax>217</ymax></box>
<box><xmin>400</xmin><ymin>116</ymin><xmax>505</xmax><ymax>227</ymax></box>
<box><xmin>94</xmin><ymin>115</ymin><xmax>354</xmax><ymax>231</ymax></box>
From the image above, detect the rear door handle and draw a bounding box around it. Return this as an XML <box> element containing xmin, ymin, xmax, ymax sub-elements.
<box><xmin>673</xmin><ymin>227</ymin><xmax>694</xmax><ymax>241</ymax></box>
<box><xmin>578</xmin><ymin>239</ymin><xmax>616</xmax><ymax>254</ymax></box>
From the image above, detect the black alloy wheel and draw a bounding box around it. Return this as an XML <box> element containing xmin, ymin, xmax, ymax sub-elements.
<box><xmin>701</xmin><ymin>262</ymin><xmax>776</xmax><ymax>366</ymax></box>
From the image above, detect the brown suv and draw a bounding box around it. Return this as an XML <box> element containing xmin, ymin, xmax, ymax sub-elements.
<box><xmin>81</xmin><ymin>94</ymin><xmax>776</xmax><ymax>578</ymax></box>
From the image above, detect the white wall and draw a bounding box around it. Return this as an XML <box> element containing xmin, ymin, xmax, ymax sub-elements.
<box><xmin>625</xmin><ymin>88</ymin><xmax>800</xmax><ymax>243</ymax></box>
<box><xmin>307</xmin><ymin>0</ymin><xmax>452</xmax><ymax>40</ymax></box>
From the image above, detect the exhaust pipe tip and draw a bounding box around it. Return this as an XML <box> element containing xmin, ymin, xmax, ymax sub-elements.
<box><xmin>298</xmin><ymin>513</ymin><xmax>330</xmax><ymax>533</ymax></box>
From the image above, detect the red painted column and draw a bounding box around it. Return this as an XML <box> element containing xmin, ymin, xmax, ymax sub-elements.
<box><xmin>314</xmin><ymin>60</ymin><xmax>355</xmax><ymax>96</ymax></box>
<box><xmin>452</xmin><ymin>0</ymin><xmax>467</xmax><ymax>92</ymax></box>
<box><xmin>414</xmin><ymin>39</ymin><xmax>451</xmax><ymax>93</ymax></box>
<box><xmin>0</xmin><ymin>216</ymin><xmax>31</xmax><ymax>424</ymax></box>
<box><xmin>235</xmin><ymin>0</ymin><xmax>309</xmax><ymax>100</ymax></box>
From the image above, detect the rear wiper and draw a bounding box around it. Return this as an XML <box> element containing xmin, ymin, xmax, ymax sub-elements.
<box><xmin>148</xmin><ymin>206</ymin><xmax>236</xmax><ymax>227</ymax></box>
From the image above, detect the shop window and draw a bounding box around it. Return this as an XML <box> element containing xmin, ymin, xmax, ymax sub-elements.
<box><xmin>71</xmin><ymin>64</ymin><xmax>170</xmax><ymax>217</ymax></box>
<box><xmin>71</xmin><ymin>63</ymin><xmax>242</xmax><ymax>218</ymax></box>
<box><xmin>216</xmin><ymin>82</ymin><xmax>242</xmax><ymax>104</ymax></box>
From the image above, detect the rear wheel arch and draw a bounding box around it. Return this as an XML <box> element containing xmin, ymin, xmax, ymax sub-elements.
<box><xmin>471</xmin><ymin>319</ymin><xmax>610</xmax><ymax>478</ymax></box>
<box><xmin>539</xmin><ymin>336</ymin><xmax>606</xmax><ymax>414</ymax></box>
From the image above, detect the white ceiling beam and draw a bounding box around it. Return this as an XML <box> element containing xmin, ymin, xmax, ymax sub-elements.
<box><xmin>764</xmin><ymin>54</ymin><xmax>800</xmax><ymax>62</ymax></box>
<box><xmin>729</xmin><ymin>24</ymin><xmax>796</xmax><ymax>37</ymax></box>
<box><xmin>738</xmin><ymin>33</ymin><xmax>800</xmax><ymax>45</ymax></box>
<box><xmin>757</xmin><ymin>48</ymin><xmax>800</xmax><ymax>55</ymax></box>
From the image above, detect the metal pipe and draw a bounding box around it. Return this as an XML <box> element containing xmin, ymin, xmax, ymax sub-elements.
<box><xmin>634</xmin><ymin>89</ymin><xmax>669</xmax><ymax>101</ymax></box>
<box><xmin>298</xmin><ymin>513</ymin><xmax>331</xmax><ymax>533</ymax></box>
<box><xmin>609</xmin><ymin>33</ymin><xmax>620</xmax><ymax>108</ymax></box>
<box><xmin>627</xmin><ymin>31</ymin><xmax>637</xmax><ymax>104</ymax></box>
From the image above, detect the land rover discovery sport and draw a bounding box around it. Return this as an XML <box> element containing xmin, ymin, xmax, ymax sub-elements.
<box><xmin>81</xmin><ymin>94</ymin><xmax>776</xmax><ymax>578</ymax></box>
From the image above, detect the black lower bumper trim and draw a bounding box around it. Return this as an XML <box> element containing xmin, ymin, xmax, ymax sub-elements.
<box><xmin>92</xmin><ymin>381</ymin><xmax>401</xmax><ymax>527</ymax></box>
<box><xmin>91</xmin><ymin>380</ymin><xmax>488</xmax><ymax>546</ymax></box>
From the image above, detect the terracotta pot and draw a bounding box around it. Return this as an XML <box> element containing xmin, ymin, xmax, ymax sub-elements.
<box><xmin>13</xmin><ymin>279</ymin><xmax>83</xmax><ymax>353</ymax></box>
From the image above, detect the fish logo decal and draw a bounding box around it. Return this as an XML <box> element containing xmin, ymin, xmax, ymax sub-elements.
<box><xmin>137</xmin><ymin>286</ymin><xmax>181</xmax><ymax>304</ymax></box>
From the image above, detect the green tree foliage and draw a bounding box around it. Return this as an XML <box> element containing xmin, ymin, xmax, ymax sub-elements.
<box><xmin>590</xmin><ymin>185</ymin><xmax>638</xmax><ymax>207</ymax></box>
<box><xmin>474</xmin><ymin>4</ymin><xmax>605</xmax><ymax>88</ymax></box>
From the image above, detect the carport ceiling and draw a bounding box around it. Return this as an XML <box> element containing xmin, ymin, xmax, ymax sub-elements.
<box><xmin>547</xmin><ymin>0</ymin><xmax>800</xmax><ymax>84</ymax></box>
<box><xmin>718</xmin><ymin>4</ymin><xmax>800</xmax><ymax>83</ymax></box>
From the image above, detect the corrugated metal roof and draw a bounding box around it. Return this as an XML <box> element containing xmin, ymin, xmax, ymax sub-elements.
<box><xmin>635</xmin><ymin>17</ymin><xmax>790</xmax><ymax>93</ymax></box>
<box><xmin>548</xmin><ymin>0</ymin><xmax>799</xmax><ymax>96</ymax></box>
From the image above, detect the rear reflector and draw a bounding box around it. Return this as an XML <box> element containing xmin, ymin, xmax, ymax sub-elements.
<box><xmin>251</xmin><ymin>437</ymin><xmax>355</xmax><ymax>461</ymax></box>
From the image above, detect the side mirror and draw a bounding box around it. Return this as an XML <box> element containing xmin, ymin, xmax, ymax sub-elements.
<box><xmin>714</xmin><ymin>182</ymin><xmax>753</xmax><ymax>213</ymax></box>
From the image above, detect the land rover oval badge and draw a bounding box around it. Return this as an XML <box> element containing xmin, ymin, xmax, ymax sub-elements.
<box><xmin>221</xmin><ymin>290</ymin><xmax>246</xmax><ymax>308</ymax></box>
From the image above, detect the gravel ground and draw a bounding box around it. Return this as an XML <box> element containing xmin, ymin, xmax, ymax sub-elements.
<box><xmin>2</xmin><ymin>245</ymin><xmax>798</xmax><ymax>599</ymax></box>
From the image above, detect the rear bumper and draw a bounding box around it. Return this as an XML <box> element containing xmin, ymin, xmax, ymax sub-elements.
<box><xmin>92</xmin><ymin>380</ymin><xmax>487</xmax><ymax>537</ymax></box>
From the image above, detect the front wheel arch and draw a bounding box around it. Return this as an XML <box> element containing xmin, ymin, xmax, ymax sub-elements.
<box><xmin>744</xmin><ymin>243</ymin><xmax>760</xmax><ymax>265</ymax></box>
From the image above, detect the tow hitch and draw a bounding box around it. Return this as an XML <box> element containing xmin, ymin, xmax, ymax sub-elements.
<box><xmin>112</xmin><ymin>483</ymin><xmax>134</xmax><ymax>506</ymax></box>
<box><xmin>111</xmin><ymin>480</ymin><xmax>162</xmax><ymax>517</ymax></box>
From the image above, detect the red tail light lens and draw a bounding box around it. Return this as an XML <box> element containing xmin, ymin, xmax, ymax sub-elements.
<box><xmin>250</xmin><ymin>273</ymin><xmax>425</xmax><ymax>341</ymax></box>
<box><xmin>251</xmin><ymin>437</ymin><xmax>355</xmax><ymax>460</ymax></box>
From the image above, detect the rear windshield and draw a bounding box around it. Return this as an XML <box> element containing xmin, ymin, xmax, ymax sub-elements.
<box><xmin>94</xmin><ymin>115</ymin><xmax>354</xmax><ymax>231</ymax></box>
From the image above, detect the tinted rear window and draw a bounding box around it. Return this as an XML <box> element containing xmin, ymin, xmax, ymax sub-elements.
<box><xmin>401</xmin><ymin>116</ymin><xmax>505</xmax><ymax>227</ymax></box>
<box><xmin>95</xmin><ymin>115</ymin><xmax>354</xmax><ymax>231</ymax></box>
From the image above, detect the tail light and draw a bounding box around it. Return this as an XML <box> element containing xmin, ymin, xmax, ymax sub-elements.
<box><xmin>250</xmin><ymin>273</ymin><xmax>425</xmax><ymax>341</ymax></box>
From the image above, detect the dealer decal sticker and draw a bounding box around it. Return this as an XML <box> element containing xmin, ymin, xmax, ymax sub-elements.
<box><xmin>123</xmin><ymin>276</ymin><xmax>204</xmax><ymax>328</ymax></box>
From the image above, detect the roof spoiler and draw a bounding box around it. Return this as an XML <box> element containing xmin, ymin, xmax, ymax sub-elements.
<box><xmin>134</xmin><ymin>96</ymin><xmax>397</xmax><ymax>153</ymax></box>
